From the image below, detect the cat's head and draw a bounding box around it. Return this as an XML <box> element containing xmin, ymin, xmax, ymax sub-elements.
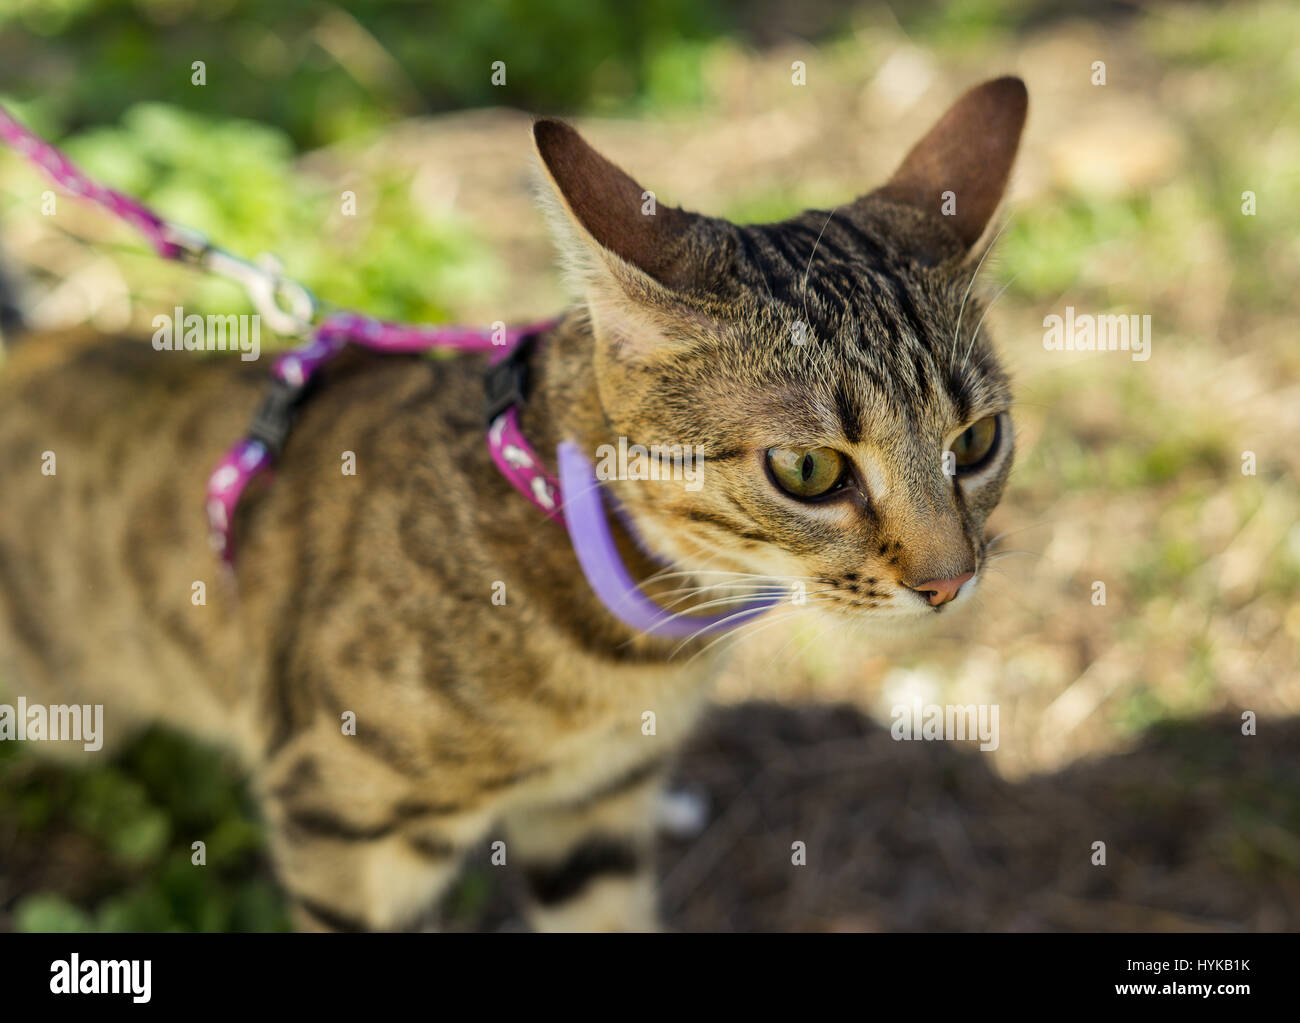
<box><xmin>534</xmin><ymin>76</ymin><xmax>1027</xmax><ymax>624</ymax></box>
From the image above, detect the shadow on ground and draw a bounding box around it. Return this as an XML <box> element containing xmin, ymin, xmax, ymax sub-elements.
<box><xmin>451</xmin><ymin>703</ymin><xmax>1300</xmax><ymax>932</ymax></box>
<box><xmin>656</xmin><ymin>703</ymin><xmax>1298</xmax><ymax>932</ymax></box>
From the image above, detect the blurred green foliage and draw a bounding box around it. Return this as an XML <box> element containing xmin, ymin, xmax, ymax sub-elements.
<box><xmin>0</xmin><ymin>0</ymin><xmax>736</xmax><ymax>149</ymax></box>
<box><xmin>0</xmin><ymin>0</ymin><xmax>790</xmax><ymax>326</ymax></box>
<box><xmin>0</xmin><ymin>729</ymin><xmax>289</xmax><ymax>931</ymax></box>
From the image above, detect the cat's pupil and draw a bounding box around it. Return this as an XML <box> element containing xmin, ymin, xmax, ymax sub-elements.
<box><xmin>801</xmin><ymin>454</ymin><xmax>814</xmax><ymax>481</ymax></box>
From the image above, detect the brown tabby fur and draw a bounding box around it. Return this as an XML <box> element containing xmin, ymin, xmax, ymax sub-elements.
<box><xmin>0</xmin><ymin>77</ymin><xmax>1027</xmax><ymax>931</ymax></box>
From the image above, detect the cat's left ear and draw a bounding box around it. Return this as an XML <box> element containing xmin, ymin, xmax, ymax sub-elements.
<box><xmin>863</xmin><ymin>76</ymin><xmax>1028</xmax><ymax>262</ymax></box>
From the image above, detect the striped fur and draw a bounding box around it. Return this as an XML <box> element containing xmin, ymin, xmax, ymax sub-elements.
<box><xmin>0</xmin><ymin>78</ymin><xmax>1027</xmax><ymax>930</ymax></box>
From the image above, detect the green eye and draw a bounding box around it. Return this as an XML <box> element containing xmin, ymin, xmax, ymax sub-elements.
<box><xmin>766</xmin><ymin>447</ymin><xmax>847</xmax><ymax>499</ymax></box>
<box><xmin>951</xmin><ymin>416</ymin><xmax>1000</xmax><ymax>471</ymax></box>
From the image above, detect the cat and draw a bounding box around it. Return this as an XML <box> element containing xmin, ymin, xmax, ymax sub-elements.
<box><xmin>0</xmin><ymin>75</ymin><xmax>1027</xmax><ymax>931</ymax></box>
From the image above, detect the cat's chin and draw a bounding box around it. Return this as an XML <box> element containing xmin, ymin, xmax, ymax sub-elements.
<box><xmin>847</xmin><ymin>609</ymin><xmax>943</xmax><ymax>638</ymax></box>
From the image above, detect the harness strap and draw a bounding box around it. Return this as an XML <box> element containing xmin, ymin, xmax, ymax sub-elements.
<box><xmin>206</xmin><ymin>313</ymin><xmax>559</xmax><ymax>559</ymax></box>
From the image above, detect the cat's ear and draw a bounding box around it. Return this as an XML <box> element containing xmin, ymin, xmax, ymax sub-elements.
<box><xmin>532</xmin><ymin>119</ymin><xmax>727</xmax><ymax>298</ymax></box>
<box><xmin>862</xmin><ymin>76</ymin><xmax>1028</xmax><ymax>260</ymax></box>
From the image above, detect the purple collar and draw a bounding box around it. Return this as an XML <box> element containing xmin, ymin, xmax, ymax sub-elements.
<box><xmin>554</xmin><ymin>441</ymin><xmax>777</xmax><ymax>637</ymax></box>
<box><xmin>208</xmin><ymin>317</ymin><xmax>777</xmax><ymax>639</ymax></box>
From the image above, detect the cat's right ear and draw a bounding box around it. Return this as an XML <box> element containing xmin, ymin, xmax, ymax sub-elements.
<box><xmin>532</xmin><ymin>119</ymin><xmax>725</xmax><ymax>299</ymax></box>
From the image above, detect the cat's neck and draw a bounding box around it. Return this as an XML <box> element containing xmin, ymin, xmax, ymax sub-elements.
<box><xmin>517</xmin><ymin>309</ymin><xmax>606</xmax><ymax>466</ymax></box>
<box><xmin>518</xmin><ymin>310</ymin><xmax>715</xmax><ymax>634</ymax></box>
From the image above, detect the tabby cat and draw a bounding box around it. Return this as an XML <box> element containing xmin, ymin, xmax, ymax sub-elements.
<box><xmin>0</xmin><ymin>76</ymin><xmax>1027</xmax><ymax>931</ymax></box>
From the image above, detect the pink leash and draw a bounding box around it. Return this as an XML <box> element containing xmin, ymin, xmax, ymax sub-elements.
<box><xmin>0</xmin><ymin>105</ymin><xmax>776</xmax><ymax>638</ymax></box>
<box><xmin>0</xmin><ymin>106</ymin><xmax>181</xmax><ymax>259</ymax></box>
<box><xmin>0</xmin><ymin>105</ymin><xmax>560</xmax><ymax>558</ymax></box>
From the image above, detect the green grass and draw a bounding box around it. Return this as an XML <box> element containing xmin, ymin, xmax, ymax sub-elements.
<box><xmin>0</xmin><ymin>728</ymin><xmax>289</xmax><ymax>931</ymax></box>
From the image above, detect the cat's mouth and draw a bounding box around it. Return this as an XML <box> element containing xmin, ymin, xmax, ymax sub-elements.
<box><xmin>814</xmin><ymin>570</ymin><xmax>980</xmax><ymax>623</ymax></box>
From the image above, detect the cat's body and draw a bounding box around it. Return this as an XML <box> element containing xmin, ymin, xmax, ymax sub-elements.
<box><xmin>0</xmin><ymin>319</ymin><xmax>710</xmax><ymax>931</ymax></box>
<box><xmin>0</xmin><ymin>77</ymin><xmax>1028</xmax><ymax>930</ymax></box>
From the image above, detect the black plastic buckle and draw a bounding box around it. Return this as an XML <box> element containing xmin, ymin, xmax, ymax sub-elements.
<box><xmin>247</xmin><ymin>377</ymin><xmax>304</xmax><ymax>458</ymax></box>
<box><xmin>483</xmin><ymin>335</ymin><xmax>534</xmax><ymax>425</ymax></box>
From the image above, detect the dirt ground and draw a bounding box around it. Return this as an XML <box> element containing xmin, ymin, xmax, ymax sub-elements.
<box><xmin>663</xmin><ymin>704</ymin><xmax>1299</xmax><ymax>931</ymax></box>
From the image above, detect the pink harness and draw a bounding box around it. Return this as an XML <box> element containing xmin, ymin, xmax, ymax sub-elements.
<box><xmin>204</xmin><ymin>313</ymin><xmax>562</xmax><ymax>562</ymax></box>
<box><xmin>0</xmin><ymin>107</ymin><xmax>776</xmax><ymax>639</ymax></box>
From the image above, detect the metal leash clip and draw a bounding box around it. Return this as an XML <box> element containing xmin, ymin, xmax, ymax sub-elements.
<box><xmin>163</xmin><ymin>224</ymin><xmax>319</xmax><ymax>337</ymax></box>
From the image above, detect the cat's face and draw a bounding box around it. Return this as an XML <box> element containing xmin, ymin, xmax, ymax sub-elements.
<box><xmin>536</xmin><ymin>77</ymin><xmax>1028</xmax><ymax>624</ymax></box>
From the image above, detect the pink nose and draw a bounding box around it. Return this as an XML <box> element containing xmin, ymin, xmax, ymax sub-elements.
<box><xmin>914</xmin><ymin>572</ymin><xmax>974</xmax><ymax>607</ymax></box>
